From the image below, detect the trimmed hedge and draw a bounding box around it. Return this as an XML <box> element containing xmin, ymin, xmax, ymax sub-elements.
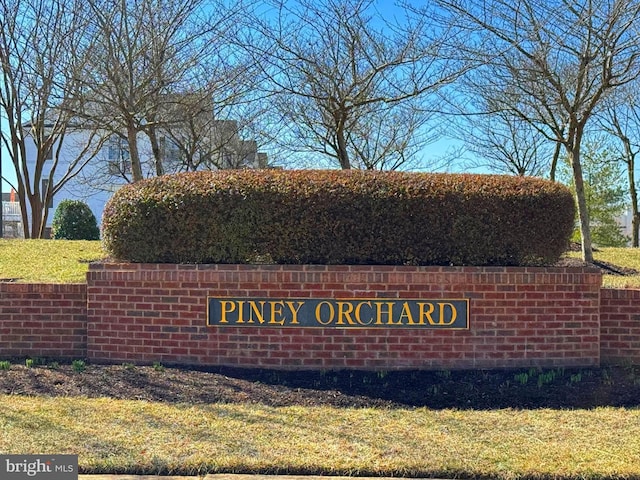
<box><xmin>101</xmin><ymin>170</ymin><xmax>575</xmax><ymax>266</ymax></box>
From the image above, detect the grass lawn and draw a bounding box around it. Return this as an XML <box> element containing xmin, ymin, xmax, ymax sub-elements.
<box><xmin>1</xmin><ymin>396</ymin><xmax>639</xmax><ymax>478</ymax></box>
<box><xmin>590</xmin><ymin>248</ymin><xmax>640</xmax><ymax>288</ymax></box>
<box><xmin>2</xmin><ymin>239</ymin><xmax>640</xmax><ymax>287</ymax></box>
<box><xmin>0</xmin><ymin>239</ymin><xmax>105</xmax><ymax>283</ymax></box>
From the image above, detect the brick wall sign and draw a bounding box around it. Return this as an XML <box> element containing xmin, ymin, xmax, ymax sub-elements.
<box><xmin>5</xmin><ymin>264</ymin><xmax>640</xmax><ymax>369</ymax></box>
<box><xmin>207</xmin><ymin>297</ymin><xmax>469</xmax><ymax>329</ymax></box>
<box><xmin>84</xmin><ymin>263</ymin><xmax>603</xmax><ymax>369</ymax></box>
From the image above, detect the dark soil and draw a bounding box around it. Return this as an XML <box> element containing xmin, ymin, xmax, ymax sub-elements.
<box><xmin>1</xmin><ymin>362</ymin><xmax>640</xmax><ymax>410</ymax></box>
<box><xmin>560</xmin><ymin>243</ymin><xmax>640</xmax><ymax>276</ymax></box>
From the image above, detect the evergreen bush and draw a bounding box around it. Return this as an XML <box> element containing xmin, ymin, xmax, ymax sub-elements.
<box><xmin>52</xmin><ymin>200</ymin><xmax>100</xmax><ymax>240</ymax></box>
<box><xmin>101</xmin><ymin>170</ymin><xmax>575</xmax><ymax>266</ymax></box>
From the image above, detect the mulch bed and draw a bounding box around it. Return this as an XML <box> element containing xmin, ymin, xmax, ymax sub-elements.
<box><xmin>1</xmin><ymin>363</ymin><xmax>640</xmax><ymax>410</ymax></box>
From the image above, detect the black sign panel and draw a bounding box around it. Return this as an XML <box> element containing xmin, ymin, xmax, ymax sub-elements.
<box><xmin>207</xmin><ymin>297</ymin><xmax>469</xmax><ymax>329</ymax></box>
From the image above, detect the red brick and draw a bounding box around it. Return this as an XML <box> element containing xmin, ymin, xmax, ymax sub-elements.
<box><xmin>6</xmin><ymin>264</ymin><xmax>633</xmax><ymax>369</ymax></box>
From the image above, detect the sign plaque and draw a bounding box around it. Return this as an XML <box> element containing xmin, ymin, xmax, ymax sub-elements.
<box><xmin>207</xmin><ymin>297</ymin><xmax>469</xmax><ymax>329</ymax></box>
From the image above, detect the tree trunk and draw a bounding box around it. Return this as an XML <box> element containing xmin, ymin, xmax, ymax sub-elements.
<box><xmin>17</xmin><ymin>185</ymin><xmax>30</xmax><ymax>239</ymax></box>
<box><xmin>28</xmin><ymin>193</ymin><xmax>44</xmax><ymax>239</ymax></box>
<box><xmin>147</xmin><ymin>127</ymin><xmax>165</xmax><ymax>176</ymax></box>
<box><xmin>622</xmin><ymin>137</ymin><xmax>639</xmax><ymax>247</ymax></box>
<box><xmin>629</xmin><ymin>180</ymin><xmax>639</xmax><ymax>248</ymax></box>
<box><xmin>549</xmin><ymin>140</ymin><xmax>562</xmax><ymax>182</ymax></box>
<box><xmin>126</xmin><ymin>126</ymin><xmax>144</xmax><ymax>182</ymax></box>
<box><xmin>569</xmin><ymin>145</ymin><xmax>594</xmax><ymax>263</ymax></box>
<box><xmin>335</xmin><ymin>125</ymin><xmax>351</xmax><ymax>169</ymax></box>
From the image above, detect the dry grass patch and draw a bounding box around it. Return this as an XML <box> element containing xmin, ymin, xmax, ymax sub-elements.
<box><xmin>1</xmin><ymin>396</ymin><xmax>639</xmax><ymax>479</ymax></box>
<box><xmin>564</xmin><ymin>247</ymin><xmax>640</xmax><ymax>288</ymax></box>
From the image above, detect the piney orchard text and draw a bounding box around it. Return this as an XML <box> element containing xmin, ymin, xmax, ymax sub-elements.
<box><xmin>208</xmin><ymin>297</ymin><xmax>469</xmax><ymax>329</ymax></box>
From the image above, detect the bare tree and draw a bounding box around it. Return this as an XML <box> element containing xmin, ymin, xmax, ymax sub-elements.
<box><xmin>246</xmin><ymin>0</ymin><xmax>462</xmax><ymax>170</ymax></box>
<box><xmin>435</xmin><ymin>0</ymin><xmax>640</xmax><ymax>262</ymax></box>
<box><xmin>0</xmin><ymin>0</ymin><xmax>101</xmax><ymax>238</ymax></box>
<box><xmin>451</xmin><ymin>103</ymin><xmax>553</xmax><ymax>176</ymax></box>
<box><xmin>76</xmin><ymin>0</ymin><xmax>247</xmax><ymax>182</ymax></box>
<box><xmin>598</xmin><ymin>88</ymin><xmax>640</xmax><ymax>246</ymax></box>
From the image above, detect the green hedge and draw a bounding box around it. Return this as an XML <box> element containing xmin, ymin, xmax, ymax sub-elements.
<box><xmin>101</xmin><ymin>170</ymin><xmax>575</xmax><ymax>266</ymax></box>
<box><xmin>52</xmin><ymin>200</ymin><xmax>100</xmax><ymax>240</ymax></box>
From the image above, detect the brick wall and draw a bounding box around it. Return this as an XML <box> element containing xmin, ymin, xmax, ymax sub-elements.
<box><xmin>8</xmin><ymin>265</ymin><xmax>640</xmax><ymax>370</ymax></box>
<box><xmin>0</xmin><ymin>283</ymin><xmax>87</xmax><ymax>359</ymax></box>
<box><xmin>600</xmin><ymin>288</ymin><xmax>640</xmax><ymax>365</ymax></box>
<box><xmin>85</xmin><ymin>263</ymin><xmax>602</xmax><ymax>370</ymax></box>
<box><xmin>2</xmin><ymin>264</ymin><xmax>639</xmax><ymax>370</ymax></box>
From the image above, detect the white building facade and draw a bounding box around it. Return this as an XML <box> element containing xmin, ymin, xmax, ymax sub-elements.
<box><xmin>22</xmin><ymin>120</ymin><xmax>267</xmax><ymax>235</ymax></box>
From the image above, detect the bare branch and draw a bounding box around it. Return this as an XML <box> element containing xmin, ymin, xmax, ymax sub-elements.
<box><xmin>243</xmin><ymin>0</ymin><xmax>464</xmax><ymax>169</ymax></box>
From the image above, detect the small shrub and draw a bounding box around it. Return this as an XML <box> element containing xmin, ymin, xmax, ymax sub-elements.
<box><xmin>0</xmin><ymin>360</ymin><xmax>11</xmax><ymax>370</ymax></box>
<box><xmin>52</xmin><ymin>200</ymin><xmax>100</xmax><ymax>240</ymax></box>
<box><xmin>29</xmin><ymin>357</ymin><xmax>45</xmax><ymax>366</ymax></box>
<box><xmin>72</xmin><ymin>359</ymin><xmax>86</xmax><ymax>373</ymax></box>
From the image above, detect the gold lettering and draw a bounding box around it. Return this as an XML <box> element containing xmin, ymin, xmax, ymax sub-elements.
<box><xmin>248</xmin><ymin>301</ymin><xmax>266</xmax><ymax>324</ymax></box>
<box><xmin>337</xmin><ymin>301</ymin><xmax>356</xmax><ymax>325</ymax></box>
<box><xmin>236</xmin><ymin>300</ymin><xmax>245</xmax><ymax>323</ymax></box>
<box><xmin>216</xmin><ymin>298</ymin><xmax>461</xmax><ymax>328</ymax></box>
<box><xmin>438</xmin><ymin>303</ymin><xmax>457</xmax><ymax>326</ymax></box>
<box><xmin>219</xmin><ymin>300</ymin><xmax>236</xmax><ymax>323</ymax></box>
<box><xmin>355</xmin><ymin>301</ymin><xmax>373</xmax><ymax>325</ymax></box>
<box><xmin>417</xmin><ymin>302</ymin><xmax>435</xmax><ymax>325</ymax></box>
<box><xmin>375</xmin><ymin>301</ymin><xmax>397</xmax><ymax>325</ymax></box>
<box><xmin>268</xmin><ymin>301</ymin><xmax>286</xmax><ymax>325</ymax></box>
<box><xmin>315</xmin><ymin>301</ymin><xmax>334</xmax><ymax>325</ymax></box>
<box><xmin>285</xmin><ymin>301</ymin><xmax>304</xmax><ymax>325</ymax></box>
<box><xmin>398</xmin><ymin>302</ymin><xmax>415</xmax><ymax>325</ymax></box>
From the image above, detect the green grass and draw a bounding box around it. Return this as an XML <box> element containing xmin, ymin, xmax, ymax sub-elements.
<box><xmin>2</xmin><ymin>239</ymin><xmax>640</xmax><ymax>288</ymax></box>
<box><xmin>0</xmin><ymin>396</ymin><xmax>639</xmax><ymax>478</ymax></box>
<box><xmin>0</xmin><ymin>239</ymin><xmax>104</xmax><ymax>283</ymax></box>
<box><xmin>565</xmin><ymin>247</ymin><xmax>640</xmax><ymax>288</ymax></box>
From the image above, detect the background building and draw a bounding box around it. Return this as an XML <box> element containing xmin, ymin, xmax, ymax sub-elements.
<box><xmin>1</xmin><ymin>190</ymin><xmax>22</xmax><ymax>238</ymax></box>
<box><xmin>21</xmin><ymin>116</ymin><xmax>268</xmax><ymax>235</ymax></box>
